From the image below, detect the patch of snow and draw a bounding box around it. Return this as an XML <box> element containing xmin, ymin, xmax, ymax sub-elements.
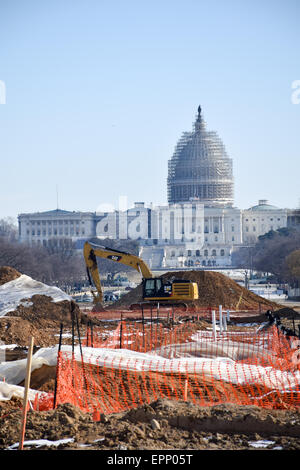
<box><xmin>7</xmin><ymin>438</ymin><xmax>74</xmax><ymax>450</ymax></box>
<box><xmin>248</xmin><ymin>440</ymin><xmax>275</xmax><ymax>448</ymax></box>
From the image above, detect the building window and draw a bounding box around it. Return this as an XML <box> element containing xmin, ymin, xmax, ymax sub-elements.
<box><xmin>212</xmin><ymin>249</ymin><xmax>216</xmax><ymax>256</ymax></box>
<box><xmin>187</xmin><ymin>250</ymin><xmax>192</xmax><ymax>257</ymax></box>
<box><xmin>220</xmin><ymin>249</ymin><xmax>225</xmax><ymax>256</ymax></box>
<box><xmin>204</xmin><ymin>250</ymin><xmax>208</xmax><ymax>257</ymax></box>
<box><xmin>231</xmin><ymin>225</ymin><xmax>235</xmax><ymax>232</ymax></box>
<box><xmin>196</xmin><ymin>250</ymin><xmax>200</xmax><ymax>257</ymax></box>
<box><xmin>253</xmin><ymin>226</ymin><xmax>256</xmax><ymax>232</ymax></box>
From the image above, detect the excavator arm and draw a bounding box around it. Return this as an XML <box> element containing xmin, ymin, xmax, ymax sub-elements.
<box><xmin>83</xmin><ymin>241</ymin><xmax>153</xmax><ymax>304</ymax></box>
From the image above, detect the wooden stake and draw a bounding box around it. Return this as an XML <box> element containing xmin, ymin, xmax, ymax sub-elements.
<box><xmin>184</xmin><ymin>378</ymin><xmax>188</xmax><ymax>401</ymax></box>
<box><xmin>19</xmin><ymin>336</ymin><xmax>34</xmax><ymax>450</ymax></box>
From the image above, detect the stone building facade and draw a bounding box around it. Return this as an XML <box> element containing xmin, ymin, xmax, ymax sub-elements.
<box><xmin>17</xmin><ymin>107</ymin><xmax>290</xmax><ymax>268</ymax></box>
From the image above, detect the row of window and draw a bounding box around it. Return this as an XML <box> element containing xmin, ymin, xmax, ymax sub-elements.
<box><xmin>28</xmin><ymin>229</ymin><xmax>85</xmax><ymax>236</ymax></box>
<box><xmin>245</xmin><ymin>224</ymin><xmax>281</xmax><ymax>232</ymax></box>
<box><xmin>183</xmin><ymin>259</ymin><xmax>220</xmax><ymax>267</ymax></box>
<box><xmin>26</xmin><ymin>220</ymin><xmax>85</xmax><ymax>226</ymax></box>
<box><xmin>170</xmin><ymin>249</ymin><xmax>226</xmax><ymax>257</ymax></box>
<box><xmin>244</xmin><ymin>217</ymin><xmax>281</xmax><ymax>222</ymax></box>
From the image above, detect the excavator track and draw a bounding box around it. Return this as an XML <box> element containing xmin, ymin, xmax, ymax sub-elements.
<box><xmin>129</xmin><ymin>302</ymin><xmax>190</xmax><ymax>312</ymax></box>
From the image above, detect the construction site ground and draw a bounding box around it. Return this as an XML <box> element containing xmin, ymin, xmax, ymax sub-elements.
<box><xmin>1</xmin><ymin>310</ymin><xmax>300</xmax><ymax>452</ymax></box>
<box><xmin>1</xmin><ymin>266</ymin><xmax>300</xmax><ymax>452</ymax></box>
<box><xmin>1</xmin><ymin>397</ymin><xmax>300</xmax><ymax>451</ymax></box>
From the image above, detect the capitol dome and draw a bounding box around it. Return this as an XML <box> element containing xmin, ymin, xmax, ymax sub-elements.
<box><xmin>248</xmin><ymin>200</ymin><xmax>279</xmax><ymax>211</ymax></box>
<box><xmin>167</xmin><ymin>106</ymin><xmax>234</xmax><ymax>207</ymax></box>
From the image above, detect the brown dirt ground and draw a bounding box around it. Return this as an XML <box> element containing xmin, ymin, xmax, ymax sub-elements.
<box><xmin>0</xmin><ymin>399</ymin><xmax>300</xmax><ymax>450</ymax></box>
<box><xmin>0</xmin><ymin>266</ymin><xmax>21</xmax><ymax>286</ymax></box>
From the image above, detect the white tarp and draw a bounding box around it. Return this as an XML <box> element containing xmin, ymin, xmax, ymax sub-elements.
<box><xmin>0</xmin><ymin>354</ymin><xmax>54</xmax><ymax>385</ymax></box>
<box><xmin>0</xmin><ymin>381</ymin><xmax>40</xmax><ymax>401</ymax></box>
<box><xmin>0</xmin><ymin>274</ymin><xmax>71</xmax><ymax>317</ymax></box>
<box><xmin>20</xmin><ymin>344</ymin><xmax>300</xmax><ymax>392</ymax></box>
<box><xmin>1</xmin><ymin>340</ymin><xmax>299</xmax><ymax>401</ymax></box>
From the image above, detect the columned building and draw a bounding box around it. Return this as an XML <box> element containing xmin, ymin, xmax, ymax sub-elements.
<box><xmin>18</xmin><ymin>106</ymin><xmax>289</xmax><ymax>268</ymax></box>
<box><xmin>18</xmin><ymin>209</ymin><xmax>96</xmax><ymax>249</ymax></box>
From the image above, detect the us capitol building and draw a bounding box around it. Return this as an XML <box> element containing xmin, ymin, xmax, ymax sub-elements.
<box><xmin>18</xmin><ymin>106</ymin><xmax>294</xmax><ymax>268</ymax></box>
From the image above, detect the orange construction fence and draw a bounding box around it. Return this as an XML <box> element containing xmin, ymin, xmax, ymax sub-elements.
<box><xmin>34</xmin><ymin>321</ymin><xmax>300</xmax><ymax>416</ymax></box>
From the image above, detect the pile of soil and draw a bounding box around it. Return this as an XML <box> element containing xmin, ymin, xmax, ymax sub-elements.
<box><xmin>0</xmin><ymin>399</ymin><xmax>299</xmax><ymax>450</ymax></box>
<box><xmin>0</xmin><ymin>265</ymin><xmax>87</xmax><ymax>347</ymax></box>
<box><xmin>0</xmin><ymin>295</ymin><xmax>86</xmax><ymax>348</ymax></box>
<box><xmin>108</xmin><ymin>270</ymin><xmax>281</xmax><ymax>311</ymax></box>
<box><xmin>0</xmin><ymin>266</ymin><xmax>21</xmax><ymax>286</ymax></box>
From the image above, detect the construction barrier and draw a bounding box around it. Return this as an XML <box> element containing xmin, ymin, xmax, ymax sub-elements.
<box><xmin>35</xmin><ymin>320</ymin><xmax>300</xmax><ymax>415</ymax></box>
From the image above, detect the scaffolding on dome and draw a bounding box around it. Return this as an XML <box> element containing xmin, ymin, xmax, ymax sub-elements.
<box><xmin>167</xmin><ymin>106</ymin><xmax>234</xmax><ymax>207</ymax></box>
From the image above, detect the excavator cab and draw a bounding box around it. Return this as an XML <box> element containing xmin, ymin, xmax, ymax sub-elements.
<box><xmin>143</xmin><ymin>278</ymin><xmax>173</xmax><ymax>299</ymax></box>
<box><xmin>143</xmin><ymin>277</ymin><xmax>198</xmax><ymax>302</ymax></box>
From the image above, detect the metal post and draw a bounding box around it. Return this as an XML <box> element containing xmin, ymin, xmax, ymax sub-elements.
<box><xmin>212</xmin><ymin>310</ymin><xmax>216</xmax><ymax>341</ymax></box>
<box><xmin>142</xmin><ymin>306</ymin><xmax>145</xmax><ymax>350</ymax></box>
<box><xmin>120</xmin><ymin>313</ymin><xmax>123</xmax><ymax>349</ymax></box>
<box><xmin>53</xmin><ymin>323</ymin><xmax>63</xmax><ymax>409</ymax></box>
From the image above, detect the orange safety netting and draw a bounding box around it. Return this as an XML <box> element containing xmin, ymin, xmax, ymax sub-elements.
<box><xmin>35</xmin><ymin>322</ymin><xmax>300</xmax><ymax>416</ymax></box>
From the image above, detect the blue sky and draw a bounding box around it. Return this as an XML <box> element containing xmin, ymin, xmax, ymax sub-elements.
<box><xmin>0</xmin><ymin>0</ymin><xmax>299</xmax><ymax>220</ymax></box>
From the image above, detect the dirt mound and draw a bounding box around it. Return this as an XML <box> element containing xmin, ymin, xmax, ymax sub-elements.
<box><xmin>0</xmin><ymin>266</ymin><xmax>86</xmax><ymax>347</ymax></box>
<box><xmin>0</xmin><ymin>296</ymin><xmax>85</xmax><ymax>347</ymax></box>
<box><xmin>0</xmin><ymin>266</ymin><xmax>21</xmax><ymax>286</ymax></box>
<box><xmin>0</xmin><ymin>316</ymin><xmax>62</xmax><ymax>348</ymax></box>
<box><xmin>273</xmin><ymin>306</ymin><xmax>300</xmax><ymax>319</ymax></box>
<box><xmin>108</xmin><ymin>270</ymin><xmax>280</xmax><ymax>311</ymax></box>
<box><xmin>0</xmin><ymin>399</ymin><xmax>299</xmax><ymax>450</ymax></box>
<box><xmin>9</xmin><ymin>295</ymin><xmax>80</xmax><ymax>325</ymax></box>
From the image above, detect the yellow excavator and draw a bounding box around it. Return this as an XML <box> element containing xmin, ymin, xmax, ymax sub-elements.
<box><xmin>83</xmin><ymin>241</ymin><xmax>199</xmax><ymax>310</ymax></box>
